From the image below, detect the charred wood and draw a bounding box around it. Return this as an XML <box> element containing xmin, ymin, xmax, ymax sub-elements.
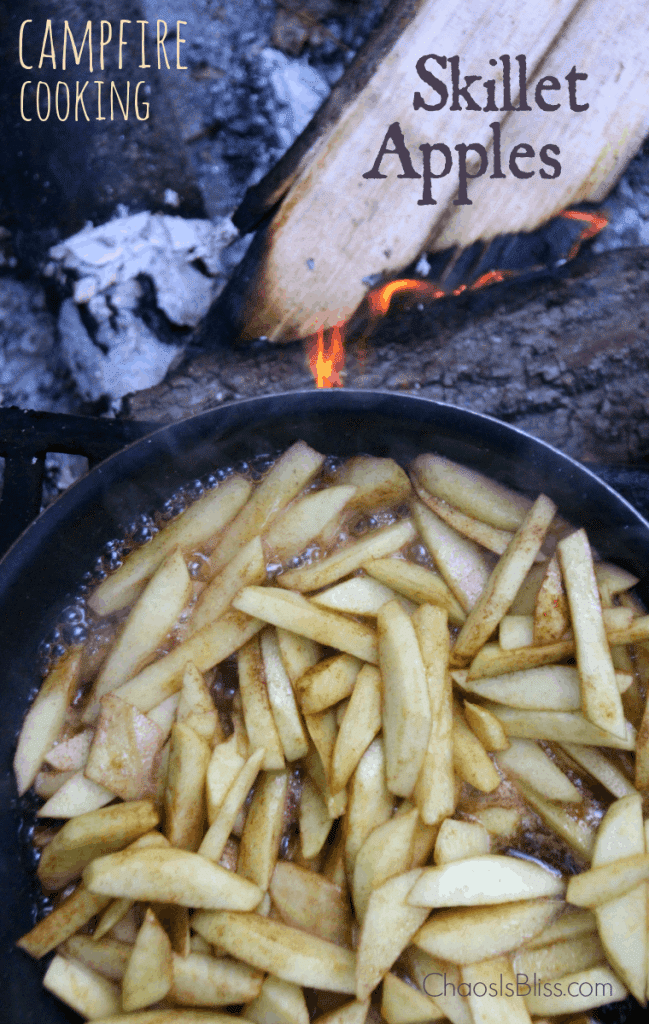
<box><xmin>229</xmin><ymin>0</ymin><xmax>649</xmax><ymax>342</ymax></box>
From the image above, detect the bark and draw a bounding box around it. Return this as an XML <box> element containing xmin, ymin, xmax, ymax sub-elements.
<box><xmin>123</xmin><ymin>244</ymin><xmax>649</xmax><ymax>466</ymax></box>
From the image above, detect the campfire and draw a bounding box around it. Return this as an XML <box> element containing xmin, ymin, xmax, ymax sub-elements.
<box><xmin>306</xmin><ymin>209</ymin><xmax>609</xmax><ymax>388</ymax></box>
<box><xmin>2</xmin><ymin>0</ymin><xmax>649</xmax><ymax>489</ymax></box>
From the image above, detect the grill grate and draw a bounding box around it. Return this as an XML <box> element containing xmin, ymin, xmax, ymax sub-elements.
<box><xmin>0</xmin><ymin>408</ymin><xmax>157</xmax><ymax>556</ymax></box>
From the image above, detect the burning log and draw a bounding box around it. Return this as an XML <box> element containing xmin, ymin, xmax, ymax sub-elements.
<box><xmin>125</xmin><ymin>243</ymin><xmax>649</xmax><ymax>467</ymax></box>
<box><xmin>305</xmin><ymin>207</ymin><xmax>607</xmax><ymax>386</ymax></box>
<box><xmin>227</xmin><ymin>0</ymin><xmax>649</xmax><ymax>342</ymax></box>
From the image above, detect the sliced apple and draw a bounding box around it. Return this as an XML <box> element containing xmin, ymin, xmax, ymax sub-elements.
<box><xmin>278</xmin><ymin>520</ymin><xmax>416</xmax><ymax>593</ymax></box>
<box><xmin>83</xmin><ymin>847</ymin><xmax>263</xmax><ymax>910</ymax></box>
<box><xmin>496</xmin><ymin>738</ymin><xmax>581</xmax><ymax>802</ymax></box>
<box><xmin>413</xmin><ymin>898</ymin><xmax>562</xmax><ymax>965</ymax></box>
<box><xmin>408</xmin><ymin>854</ymin><xmax>565</xmax><ymax>908</ymax></box>
<box><xmin>381</xmin><ymin>972</ymin><xmax>445</xmax><ymax>1024</ymax></box>
<box><xmin>122</xmin><ymin>907</ymin><xmax>173</xmax><ymax>1011</ymax></box>
<box><xmin>460</xmin><ymin>664</ymin><xmax>583</xmax><ymax>711</ymax></box>
<box><xmin>591</xmin><ymin>793</ymin><xmax>647</xmax><ymax>1004</ymax></box>
<box><xmin>14</xmin><ymin>648</ymin><xmax>82</xmax><ymax>796</ymax></box>
<box><xmin>523</xmin><ymin>965</ymin><xmax>627</xmax><ymax>1015</ymax></box>
<box><xmin>192</xmin><ymin>911</ymin><xmax>357</xmax><ymax>993</ymax></box>
<box><xmin>352</xmin><ymin>807</ymin><xmax>419</xmax><ymax>922</ymax></box>
<box><xmin>356</xmin><ymin>869</ymin><xmax>429</xmax><ymax>1000</ymax></box>
<box><xmin>410</xmin><ymin>454</ymin><xmax>531</xmax><ymax>531</ymax></box>
<box><xmin>434</xmin><ymin>819</ymin><xmax>490</xmax><ymax>864</ymax></box>
<box><xmin>270</xmin><ymin>861</ymin><xmax>351</xmax><ymax>945</ymax></box>
<box><xmin>43</xmin><ymin>954</ymin><xmax>121</xmax><ymax>1020</ymax></box>
<box><xmin>377</xmin><ymin>600</ymin><xmax>430</xmax><ymax>797</ymax></box>
<box><xmin>245</xmin><ymin>975</ymin><xmax>309</xmax><ymax>1024</ymax></box>
<box><xmin>462</xmin><ymin>956</ymin><xmax>532</xmax><ymax>1024</ymax></box>
<box><xmin>330</xmin><ymin>665</ymin><xmax>382</xmax><ymax>793</ymax></box>
<box><xmin>412</xmin><ymin>500</ymin><xmax>491</xmax><ymax>613</ymax></box>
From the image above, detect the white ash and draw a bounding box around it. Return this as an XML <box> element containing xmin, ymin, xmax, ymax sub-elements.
<box><xmin>58</xmin><ymin>298</ymin><xmax>181</xmax><ymax>408</ymax></box>
<box><xmin>592</xmin><ymin>141</ymin><xmax>649</xmax><ymax>252</ymax></box>
<box><xmin>48</xmin><ymin>210</ymin><xmax>242</xmax><ymax>408</ymax></box>
<box><xmin>163</xmin><ymin>189</ymin><xmax>181</xmax><ymax>209</ymax></box>
<box><xmin>0</xmin><ymin>279</ymin><xmax>73</xmax><ymax>413</ymax></box>
<box><xmin>49</xmin><ymin>211</ymin><xmax>239</xmax><ymax>328</ymax></box>
<box><xmin>415</xmin><ymin>254</ymin><xmax>432</xmax><ymax>277</ymax></box>
<box><xmin>258</xmin><ymin>48</ymin><xmax>330</xmax><ymax>153</ymax></box>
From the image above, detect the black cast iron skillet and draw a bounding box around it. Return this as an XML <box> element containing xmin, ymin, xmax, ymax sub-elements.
<box><xmin>1</xmin><ymin>391</ymin><xmax>647</xmax><ymax>1024</ymax></box>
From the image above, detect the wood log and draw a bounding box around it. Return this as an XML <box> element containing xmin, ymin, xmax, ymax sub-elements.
<box><xmin>230</xmin><ymin>0</ymin><xmax>649</xmax><ymax>342</ymax></box>
<box><xmin>435</xmin><ymin>2</ymin><xmax>649</xmax><ymax>250</ymax></box>
<box><xmin>234</xmin><ymin>0</ymin><xmax>426</xmax><ymax>234</ymax></box>
<box><xmin>123</xmin><ymin>244</ymin><xmax>649</xmax><ymax>468</ymax></box>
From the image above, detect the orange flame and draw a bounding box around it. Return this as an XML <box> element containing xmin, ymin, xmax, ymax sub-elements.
<box><xmin>365</xmin><ymin>270</ymin><xmax>518</xmax><ymax>322</ymax></box>
<box><xmin>307</xmin><ymin>208</ymin><xmax>608</xmax><ymax>387</ymax></box>
<box><xmin>308</xmin><ymin>324</ymin><xmax>345</xmax><ymax>388</ymax></box>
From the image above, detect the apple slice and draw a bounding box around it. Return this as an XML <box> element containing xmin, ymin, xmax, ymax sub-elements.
<box><xmin>408</xmin><ymin>854</ymin><xmax>565</xmax><ymax>908</ymax></box>
<box><xmin>43</xmin><ymin>954</ymin><xmax>120</xmax><ymax>1020</ymax></box>
<box><xmin>192</xmin><ymin>911</ymin><xmax>357</xmax><ymax>994</ymax></box>
<box><xmin>413</xmin><ymin>898</ymin><xmax>561</xmax><ymax>965</ymax></box>
<box><xmin>496</xmin><ymin>738</ymin><xmax>581</xmax><ymax>802</ymax></box>
<box><xmin>381</xmin><ymin>973</ymin><xmax>445</xmax><ymax>1024</ymax></box>
<box><xmin>591</xmin><ymin>794</ymin><xmax>647</xmax><ymax>1005</ymax></box>
<box><xmin>523</xmin><ymin>966</ymin><xmax>626</xmax><ymax>1015</ymax></box>
<box><xmin>410</xmin><ymin>454</ymin><xmax>531</xmax><ymax>531</ymax></box>
<box><xmin>406</xmin><ymin>946</ymin><xmax>473</xmax><ymax>1024</ymax></box>
<box><xmin>462</xmin><ymin>956</ymin><xmax>532</xmax><ymax>1024</ymax></box>
<box><xmin>84</xmin><ymin>847</ymin><xmax>263</xmax><ymax>910</ymax></box>
<box><xmin>434</xmin><ymin>819</ymin><xmax>490</xmax><ymax>864</ymax></box>
<box><xmin>13</xmin><ymin>648</ymin><xmax>82</xmax><ymax>796</ymax></box>
<box><xmin>567</xmin><ymin>852</ymin><xmax>649</xmax><ymax>907</ymax></box>
<box><xmin>377</xmin><ymin>601</ymin><xmax>430</xmax><ymax>797</ymax></box>
<box><xmin>352</xmin><ymin>807</ymin><xmax>419</xmax><ymax>922</ymax></box>
<box><xmin>412</xmin><ymin>500</ymin><xmax>491</xmax><ymax>613</ymax></box>
<box><xmin>245</xmin><ymin>975</ymin><xmax>309</xmax><ymax>1024</ymax></box>
<box><xmin>533</xmin><ymin>553</ymin><xmax>570</xmax><ymax>644</ymax></box>
<box><xmin>122</xmin><ymin>907</ymin><xmax>173</xmax><ymax>1011</ymax></box>
<box><xmin>356</xmin><ymin>869</ymin><xmax>429</xmax><ymax>1000</ymax></box>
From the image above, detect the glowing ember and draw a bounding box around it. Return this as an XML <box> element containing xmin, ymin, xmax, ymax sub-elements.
<box><xmin>467</xmin><ymin>269</ymin><xmax>517</xmax><ymax>290</ymax></box>
<box><xmin>307</xmin><ymin>208</ymin><xmax>608</xmax><ymax>388</ymax></box>
<box><xmin>309</xmin><ymin>324</ymin><xmax>345</xmax><ymax>388</ymax></box>
<box><xmin>368</xmin><ymin>279</ymin><xmax>445</xmax><ymax>316</ymax></box>
<box><xmin>559</xmin><ymin>209</ymin><xmax>609</xmax><ymax>262</ymax></box>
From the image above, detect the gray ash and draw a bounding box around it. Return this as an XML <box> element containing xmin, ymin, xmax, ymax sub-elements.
<box><xmin>150</xmin><ymin>0</ymin><xmax>388</xmax><ymax>218</ymax></box>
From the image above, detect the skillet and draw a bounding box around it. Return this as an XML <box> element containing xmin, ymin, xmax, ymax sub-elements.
<box><xmin>1</xmin><ymin>389</ymin><xmax>647</xmax><ymax>1023</ymax></box>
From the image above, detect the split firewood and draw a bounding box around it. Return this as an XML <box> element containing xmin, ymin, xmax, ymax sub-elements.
<box><xmin>230</xmin><ymin>0</ymin><xmax>649</xmax><ymax>342</ymax></box>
